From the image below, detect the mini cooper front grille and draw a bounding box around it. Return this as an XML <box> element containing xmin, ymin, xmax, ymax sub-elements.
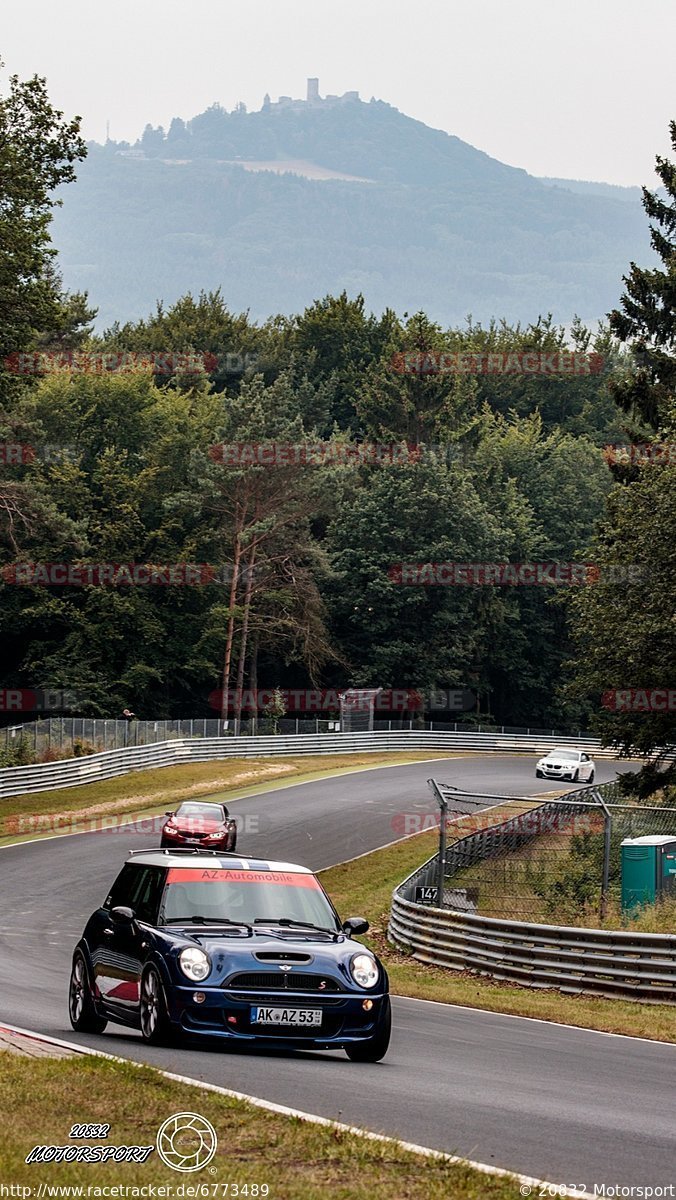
<box><xmin>225</xmin><ymin>972</ymin><xmax>344</xmax><ymax>992</ymax></box>
<box><xmin>254</xmin><ymin>952</ymin><xmax>313</xmax><ymax>963</ymax></box>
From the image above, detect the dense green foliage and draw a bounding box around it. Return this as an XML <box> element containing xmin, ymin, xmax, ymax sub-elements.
<box><xmin>570</xmin><ymin>122</ymin><xmax>676</xmax><ymax>788</ymax></box>
<box><xmin>609</xmin><ymin>120</ymin><xmax>676</xmax><ymax>432</ymax></box>
<box><xmin>0</xmin><ymin>65</ymin><xmax>673</xmax><ymax>778</ymax></box>
<box><xmin>0</xmin><ymin>65</ymin><xmax>85</xmax><ymax>371</ymax></box>
<box><xmin>0</xmin><ymin>288</ymin><xmax>621</xmax><ymax>726</ymax></box>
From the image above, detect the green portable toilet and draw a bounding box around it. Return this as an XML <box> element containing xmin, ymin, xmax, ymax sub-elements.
<box><xmin>621</xmin><ymin>835</ymin><xmax>676</xmax><ymax>912</ymax></box>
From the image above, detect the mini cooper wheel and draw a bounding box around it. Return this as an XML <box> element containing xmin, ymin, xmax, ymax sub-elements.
<box><xmin>345</xmin><ymin>997</ymin><xmax>391</xmax><ymax>1063</ymax></box>
<box><xmin>69</xmin><ymin>952</ymin><xmax>107</xmax><ymax>1034</ymax></box>
<box><xmin>140</xmin><ymin>965</ymin><xmax>176</xmax><ymax>1045</ymax></box>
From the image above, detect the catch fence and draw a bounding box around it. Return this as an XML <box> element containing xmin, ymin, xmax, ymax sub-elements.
<box><xmin>389</xmin><ymin>780</ymin><xmax>676</xmax><ymax>999</ymax></box>
<box><xmin>0</xmin><ymin>715</ymin><xmax>602</xmax><ymax>762</ymax></box>
<box><xmin>397</xmin><ymin>780</ymin><xmax>676</xmax><ymax>923</ymax></box>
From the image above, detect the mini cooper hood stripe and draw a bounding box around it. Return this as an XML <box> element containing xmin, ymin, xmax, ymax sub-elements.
<box><xmin>128</xmin><ymin>852</ymin><xmax>314</xmax><ymax>874</ymax></box>
<box><xmin>166</xmin><ymin>868</ymin><xmax>321</xmax><ymax>888</ymax></box>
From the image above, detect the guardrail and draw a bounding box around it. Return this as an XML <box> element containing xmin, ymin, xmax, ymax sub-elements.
<box><xmin>0</xmin><ymin>730</ymin><xmax>627</xmax><ymax>798</ymax></box>
<box><xmin>388</xmin><ymin>892</ymin><xmax>676</xmax><ymax>1001</ymax></box>
<box><xmin>0</xmin><ymin>716</ymin><xmax>341</xmax><ymax>757</ymax></box>
<box><xmin>388</xmin><ymin>783</ymin><xmax>676</xmax><ymax>1001</ymax></box>
<box><xmin>1</xmin><ymin>715</ymin><xmax>600</xmax><ymax>757</ymax></box>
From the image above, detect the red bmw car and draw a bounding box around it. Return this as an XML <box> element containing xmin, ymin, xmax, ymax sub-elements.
<box><xmin>160</xmin><ymin>801</ymin><xmax>237</xmax><ymax>851</ymax></box>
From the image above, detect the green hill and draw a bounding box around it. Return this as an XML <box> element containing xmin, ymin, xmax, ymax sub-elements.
<box><xmin>50</xmin><ymin>96</ymin><xmax>652</xmax><ymax>327</ymax></box>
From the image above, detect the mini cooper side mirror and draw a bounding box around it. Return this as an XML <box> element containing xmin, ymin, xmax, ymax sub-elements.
<box><xmin>165</xmin><ymin>811</ymin><xmax>174</xmax><ymax>816</ymax></box>
<box><xmin>343</xmin><ymin>916</ymin><xmax>369</xmax><ymax>936</ymax></box>
<box><xmin>111</xmin><ymin>906</ymin><xmax>135</xmax><ymax>925</ymax></box>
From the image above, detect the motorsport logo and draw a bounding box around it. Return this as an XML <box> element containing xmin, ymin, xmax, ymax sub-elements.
<box><xmin>156</xmin><ymin>1113</ymin><xmax>218</xmax><ymax>1172</ymax></box>
<box><xmin>25</xmin><ymin>1121</ymin><xmax>153</xmax><ymax>1165</ymax></box>
<box><xmin>24</xmin><ymin>1113</ymin><xmax>218</xmax><ymax>1172</ymax></box>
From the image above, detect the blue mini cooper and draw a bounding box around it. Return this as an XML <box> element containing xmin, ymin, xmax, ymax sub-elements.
<box><xmin>69</xmin><ymin>849</ymin><xmax>391</xmax><ymax>1061</ymax></box>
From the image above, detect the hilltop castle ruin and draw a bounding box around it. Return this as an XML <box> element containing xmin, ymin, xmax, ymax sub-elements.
<box><xmin>262</xmin><ymin>79</ymin><xmax>359</xmax><ymax>112</ymax></box>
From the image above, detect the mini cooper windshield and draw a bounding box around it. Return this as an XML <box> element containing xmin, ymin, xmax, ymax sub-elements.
<box><xmin>159</xmin><ymin>866</ymin><xmax>341</xmax><ymax>933</ymax></box>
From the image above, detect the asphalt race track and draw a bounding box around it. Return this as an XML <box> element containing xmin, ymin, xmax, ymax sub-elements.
<box><xmin>2</xmin><ymin>753</ymin><xmax>675</xmax><ymax>1188</ymax></box>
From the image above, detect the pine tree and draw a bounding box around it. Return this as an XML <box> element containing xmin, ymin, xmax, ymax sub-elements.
<box><xmin>569</xmin><ymin>123</ymin><xmax>676</xmax><ymax>794</ymax></box>
<box><xmin>609</xmin><ymin>121</ymin><xmax>676</xmax><ymax>431</ymax></box>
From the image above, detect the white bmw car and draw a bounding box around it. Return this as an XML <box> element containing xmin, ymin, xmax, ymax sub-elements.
<box><xmin>535</xmin><ymin>748</ymin><xmax>596</xmax><ymax>783</ymax></box>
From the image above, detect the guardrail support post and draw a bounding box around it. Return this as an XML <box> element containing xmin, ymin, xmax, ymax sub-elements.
<box><xmin>593</xmin><ymin>788</ymin><xmax>613</xmax><ymax>922</ymax></box>
<box><xmin>428</xmin><ymin>779</ymin><xmax>449</xmax><ymax>909</ymax></box>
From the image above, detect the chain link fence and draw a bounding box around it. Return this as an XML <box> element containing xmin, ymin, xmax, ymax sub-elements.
<box><xmin>0</xmin><ymin>714</ymin><xmax>598</xmax><ymax>765</ymax></box>
<box><xmin>0</xmin><ymin>716</ymin><xmax>342</xmax><ymax>762</ymax></box>
<box><xmin>401</xmin><ymin>780</ymin><xmax>676</xmax><ymax>927</ymax></box>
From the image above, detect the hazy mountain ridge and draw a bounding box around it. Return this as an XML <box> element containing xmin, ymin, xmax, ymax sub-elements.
<box><xmin>133</xmin><ymin>98</ymin><xmax>531</xmax><ymax>189</ymax></box>
<box><xmin>51</xmin><ymin>97</ymin><xmax>653</xmax><ymax>328</ymax></box>
<box><xmin>537</xmin><ymin>177</ymin><xmax>646</xmax><ymax>202</ymax></box>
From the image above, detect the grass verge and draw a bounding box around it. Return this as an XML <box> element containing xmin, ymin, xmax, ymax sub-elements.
<box><xmin>0</xmin><ymin>1051</ymin><xmax>522</xmax><ymax>1198</ymax></box>
<box><xmin>319</xmin><ymin>831</ymin><xmax>676</xmax><ymax>1043</ymax></box>
<box><xmin>450</xmin><ymin>823</ymin><xmax>676</xmax><ymax>933</ymax></box>
<box><xmin>0</xmin><ymin>751</ymin><xmax>462</xmax><ymax>846</ymax></box>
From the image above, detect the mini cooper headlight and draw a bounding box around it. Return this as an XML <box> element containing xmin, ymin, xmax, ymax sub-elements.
<box><xmin>350</xmin><ymin>953</ymin><xmax>379</xmax><ymax>989</ymax></box>
<box><xmin>179</xmin><ymin>947</ymin><xmax>211</xmax><ymax>982</ymax></box>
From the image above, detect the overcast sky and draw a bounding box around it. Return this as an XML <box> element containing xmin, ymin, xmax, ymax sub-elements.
<box><xmin>3</xmin><ymin>0</ymin><xmax>674</xmax><ymax>186</ymax></box>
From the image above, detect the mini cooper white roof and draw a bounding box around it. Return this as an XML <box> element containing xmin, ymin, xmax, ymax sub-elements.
<box><xmin>126</xmin><ymin>849</ymin><xmax>314</xmax><ymax>874</ymax></box>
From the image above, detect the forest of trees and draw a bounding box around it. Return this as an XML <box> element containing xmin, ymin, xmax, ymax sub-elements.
<box><xmin>0</xmin><ymin>67</ymin><xmax>674</xmax><ymax>788</ymax></box>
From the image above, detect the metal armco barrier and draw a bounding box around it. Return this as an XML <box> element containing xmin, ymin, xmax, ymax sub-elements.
<box><xmin>388</xmin><ymin>893</ymin><xmax>676</xmax><ymax>1001</ymax></box>
<box><xmin>388</xmin><ymin>783</ymin><xmax>676</xmax><ymax>1001</ymax></box>
<box><xmin>0</xmin><ymin>730</ymin><xmax>628</xmax><ymax>798</ymax></box>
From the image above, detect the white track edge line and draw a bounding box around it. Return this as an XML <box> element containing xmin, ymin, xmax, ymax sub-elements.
<box><xmin>0</xmin><ymin>1021</ymin><xmax>594</xmax><ymax>1199</ymax></box>
<box><xmin>394</xmin><ymin>992</ymin><xmax>676</xmax><ymax>1048</ymax></box>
